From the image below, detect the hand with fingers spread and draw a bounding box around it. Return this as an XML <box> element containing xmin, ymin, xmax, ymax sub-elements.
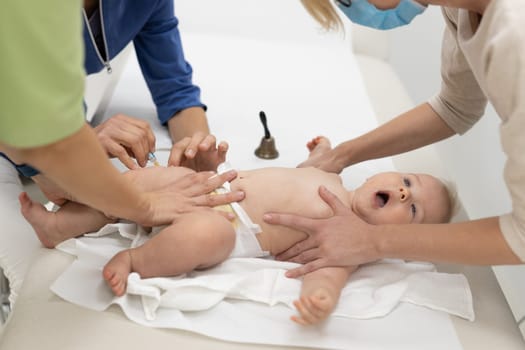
<box><xmin>25</xmin><ymin>164</ymin><xmax>245</xmax><ymax>248</ymax></box>
<box><xmin>126</xmin><ymin>167</ymin><xmax>244</xmax><ymax>227</ymax></box>
<box><xmin>168</xmin><ymin>132</ymin><xmax>228</xmax><ymax>171</ymax></box>
<box><xmin>265</xmin><ymin>185</ymin><xmax>379</xmax><ymax>278</ymax></box>
<box><xmin>94</xmin><ymin>114</ymin><xmax>156</xmax><ymax>170</ymax></box>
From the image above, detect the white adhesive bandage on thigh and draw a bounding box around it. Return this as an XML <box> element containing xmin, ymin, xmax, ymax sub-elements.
<box><xmin>216</xmin><ymin>162</ymin><xmax>269</xmax><ymax>258</ymax></box>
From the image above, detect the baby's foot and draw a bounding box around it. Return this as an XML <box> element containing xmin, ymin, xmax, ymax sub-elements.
<box><xmin>103</xmin><ymin>250</ymin><xmax>133</xmax><ymax>296</ymax></box>
<box><xmin>291</xmin><ymin>288</ymin><xmax>337</xmax><ymax>326</ymax></box>
<box><xmin>19</xmin><ymin>192</ymin><xmax>61</xmax><ymax>248</ymax></box>
<box><xmin>306</xmin><ymin>136</ymin><xmax>332</xmax><ymax>159</ymax></box>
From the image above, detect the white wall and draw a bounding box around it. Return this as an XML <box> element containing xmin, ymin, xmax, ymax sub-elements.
<box><xmin>389</xmin><ymin>6</ymin><xmax>444</xmax><ymax>105</ymax></box>
<box><xmin>175</xmin><ymin>0</ymin><xmax>351</xmax><ymax>46</ymax></box>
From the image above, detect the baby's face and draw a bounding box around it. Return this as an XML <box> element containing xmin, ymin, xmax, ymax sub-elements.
<box><xmin>350</xmin><ymin>172</ymin><xmax>449</xmax><ymax>225</ymax></box>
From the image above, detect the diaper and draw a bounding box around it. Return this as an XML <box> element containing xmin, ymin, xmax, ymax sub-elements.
<box><xmin>215</xmin><ymin>162</ymin><xmax>270</xmax><ymax>258</ymax></box>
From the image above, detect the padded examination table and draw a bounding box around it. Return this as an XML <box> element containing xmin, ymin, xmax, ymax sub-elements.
<box><xmin>2</xmin><ymin>1</ymin><xmax>523</xmax><ymax>349</ymax></box>
<box><xmin>0</xmin><ymin>33</ymin><xmax>464</xmax><ymax>350</ymax></box>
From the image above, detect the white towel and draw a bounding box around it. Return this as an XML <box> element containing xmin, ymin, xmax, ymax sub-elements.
<box><xmin>51</xmin><ymin>223</ymin><xmax>471</xmax><ymax>350</ymax></box>
<box><xmin>127</xmin><ymin>258</ymin><xmax>474</xmax><ymax>322</ymax></box>
<box><xmin>54</xmin><ymin>223</ymin><xmax>474</xmax><ymax>323</ymax></box>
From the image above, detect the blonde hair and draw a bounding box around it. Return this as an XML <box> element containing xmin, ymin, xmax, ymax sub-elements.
<box><xmin>300</xmin><ymin>0</ymin><xmax>343</xmax><ymax>31</ymax></box>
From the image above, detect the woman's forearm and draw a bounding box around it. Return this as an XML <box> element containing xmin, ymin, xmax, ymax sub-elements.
<box><xmin>5</xmin><ymin>124</ymin><xmax>149</xmax><ymax>223</ymax></box>
<box><xmin>167</xmin><ymin>107</ymin><xmax>209</xmax><ymax>143</ymax></box>
<box><xmin>374</xmin><ymin>217</ymin><xmax>522</xmax><ymax>265</ymax></box>
<box><xmin>335</xmin><ymin>103</ymin><xmax>455</xmax><ymax>167</ymax></box>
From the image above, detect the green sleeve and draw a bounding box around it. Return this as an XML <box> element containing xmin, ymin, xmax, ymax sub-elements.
<box><xmin>0</xmin><ymin>0</ymin><xmax>85</xmax><ymax>148</ymax></box>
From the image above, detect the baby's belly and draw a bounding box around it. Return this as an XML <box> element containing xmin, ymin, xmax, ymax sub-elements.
<box><xmin>257</xmin><ymin>226</ymin><xmax>309</xmax><ymax>256</ymax></box>
<box><xmin>236</xmin><ymin>201</ymin><xmax>317</xmax><ymax>256</ymax></box>
<box><xmin>229</xmin><ymin>167</ymin><xmax>343</xmax><ymax>256</ymax></box>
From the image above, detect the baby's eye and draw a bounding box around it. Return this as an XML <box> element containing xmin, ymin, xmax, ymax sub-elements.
<box><xmin>411</xmin><ymin>204</ymin><xmax>417</xmax><ymax>217</ymax></box>
<box><xmin>403</xmin><ymin>177</ymin><xmax>411</xmax><ymax>187</ymax></box>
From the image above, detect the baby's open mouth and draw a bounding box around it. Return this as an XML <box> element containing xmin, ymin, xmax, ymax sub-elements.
<box><xmin>375</xmin><ymin>192</ymin><xmax>389</xmax><ymax>208</ymax></box>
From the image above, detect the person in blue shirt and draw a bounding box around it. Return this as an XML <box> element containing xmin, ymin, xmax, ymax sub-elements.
<box><xmin>1</xmin><ymin>0</ymin><xmax>240</xmax><ymax>229</ymax></box>
<box><xmin>83</xmin><ymin>0</ymin><xmax>222</xmax><ymax>170</ymax></box>
<box><xmin>23</xmin><ymin>0</ymin><xmax>228</xmax><ymax>204</ymax></box>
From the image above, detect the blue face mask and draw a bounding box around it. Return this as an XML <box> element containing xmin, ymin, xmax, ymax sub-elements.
<box><xmin>336</xmin><ymin>0</ymin><xmax>427</xmax><ymax>30</ymax></box>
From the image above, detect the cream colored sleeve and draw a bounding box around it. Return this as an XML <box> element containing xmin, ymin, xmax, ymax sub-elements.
<box><xmin>490</xmin><ymin>2</ymin><xmax>525</xmax><ymax>261</ymax></box>
<box><xmin>427</xmin><ymin>8</ymin><xmax>487</xmax><ymax>135</ymax></box>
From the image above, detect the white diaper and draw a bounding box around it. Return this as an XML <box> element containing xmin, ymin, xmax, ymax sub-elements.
<box><xmin>216</xmin><ymin>162</ymin><xmax>270</xmax><ymax>258</ymax></box>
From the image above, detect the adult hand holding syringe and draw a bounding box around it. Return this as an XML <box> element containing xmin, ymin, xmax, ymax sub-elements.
<box><xmin>94</xmin><ymin>114</ymin><xmax>156</xmax><ymax>170</ymax></box>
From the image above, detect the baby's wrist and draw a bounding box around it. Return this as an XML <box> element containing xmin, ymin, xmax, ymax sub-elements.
<box><xmin>303</xmin><ymin>287</ymin><xmax>337</xmax><ymax>305</ymax></box>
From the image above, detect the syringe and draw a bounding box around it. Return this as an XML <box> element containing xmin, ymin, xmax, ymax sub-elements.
<box><xmin>148</xmin><ymin>152</ymin><xmax>160</xmax><ymax>167</ymax></box>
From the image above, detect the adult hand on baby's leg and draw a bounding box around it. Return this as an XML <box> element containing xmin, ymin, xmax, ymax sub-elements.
<box><xmin>291</xmin><ymin>289</ymin><xmax>336</xmax><ymax>326</ymax></box>
<box><xmin>138</xmin><ymin>169</ymin><xmax>244</xmax><ymax>226</ymax></box>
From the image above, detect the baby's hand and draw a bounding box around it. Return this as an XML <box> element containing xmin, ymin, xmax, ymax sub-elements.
<box><xmin>291</xmin><ymin>288</ymin><xmax>336</xmax><ymax>326</ymax></box>
<box><xmin>169</xmin><ymin>133</ymin><xmax>228</xmax><ymax>171</ymax></box>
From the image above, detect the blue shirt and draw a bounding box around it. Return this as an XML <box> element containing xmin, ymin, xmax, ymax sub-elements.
<box><xmin>84</xmin><ymin>0</ymin><xmax>205</xmax><ymax>125</ymax></box>
<box><xmin>2</xmin><ymin>0</ymin><xmax>205</xmax><ymax>178</ymax></box>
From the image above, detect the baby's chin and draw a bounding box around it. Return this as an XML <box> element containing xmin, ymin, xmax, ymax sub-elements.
<box><xmin>360</xmin><ymin>212</ymin><xmax>409</xmax><ymax>226</ymax></box>
<box><xmin>354</xmin><ymin>209</ymin><xmax>377</xmax><ymax>225</ymax></box>
<box><xmin>363</xmin><ymin>216</ymin><xmax>381</xmax><ymax>225</ymax></box>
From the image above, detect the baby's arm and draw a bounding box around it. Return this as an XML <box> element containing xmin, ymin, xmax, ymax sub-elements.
<box><xmin>291</xmin><ymin>265</ymin><xmax>357</xmax><ymax>326</ymax></box>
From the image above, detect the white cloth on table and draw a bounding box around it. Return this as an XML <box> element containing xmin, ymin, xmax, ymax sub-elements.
<box><xmin>51</xmin><ymin>223</ymin><xmax>473</xmax><ymax>350</ymax></box>
<box><xmin>46</xmin><ymin>23</ymin><xmax>469</xmax><ymax>349</ymax></box>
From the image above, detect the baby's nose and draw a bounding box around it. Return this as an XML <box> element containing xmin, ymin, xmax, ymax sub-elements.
<box><xmin>398</xmin><ymin>187</ymin><xmax>411</xmax><ymax>202</ymax></box>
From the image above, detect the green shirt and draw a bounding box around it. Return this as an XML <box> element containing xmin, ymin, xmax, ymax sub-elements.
<box><xmin>0</xmin><ymin>0</ymin><xmax>85</xmax><ymax>148</ymax></box>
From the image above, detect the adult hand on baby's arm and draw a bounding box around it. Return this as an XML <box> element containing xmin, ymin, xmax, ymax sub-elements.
<box><xmin>168</xmin><ymin>132</ymin><xmax>228</xmax><ymax>171</ymax></box>
<box><xmin>264</xmin><ymin>186</ymin><xmax>379</xmax><ymax>278</ymax></box>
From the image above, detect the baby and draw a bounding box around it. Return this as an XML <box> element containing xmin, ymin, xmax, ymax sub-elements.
<box><xmin>20</xmin><ymin>137</ymin><xmax>454</xmax><ymax>326</ymax></box>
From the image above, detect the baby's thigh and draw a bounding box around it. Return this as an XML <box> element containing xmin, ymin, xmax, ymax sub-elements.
<box><xmin>175</xmin><ymin>211</ymin><xmax>237</xmax><ymax>263</ymax></box>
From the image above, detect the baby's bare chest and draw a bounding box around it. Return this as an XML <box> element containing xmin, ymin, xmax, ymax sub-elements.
<box><xmin>232</xmin><ymin>168</ymin><xmax>347</xmax><ymax>221</ymax></box>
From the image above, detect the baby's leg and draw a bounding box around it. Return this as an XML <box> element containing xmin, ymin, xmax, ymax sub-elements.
<box><xmin>306</xmin><ymin>136</ymin><xmax>332</xmax><ymax>158</ymax></box>
<box><xmin>103</xmin><ymin>210</ymin><xmax>236</xmax><ymax>296</ymax></box>
<box><xmin>292</xmin><ymin>266</ymin><xmax>357</xmax><ymax>326</ymax></box>
<box><xmin>19</xmin><ymin>192</ymin><xmax>115</xmax><ymax>248</ymax></box>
